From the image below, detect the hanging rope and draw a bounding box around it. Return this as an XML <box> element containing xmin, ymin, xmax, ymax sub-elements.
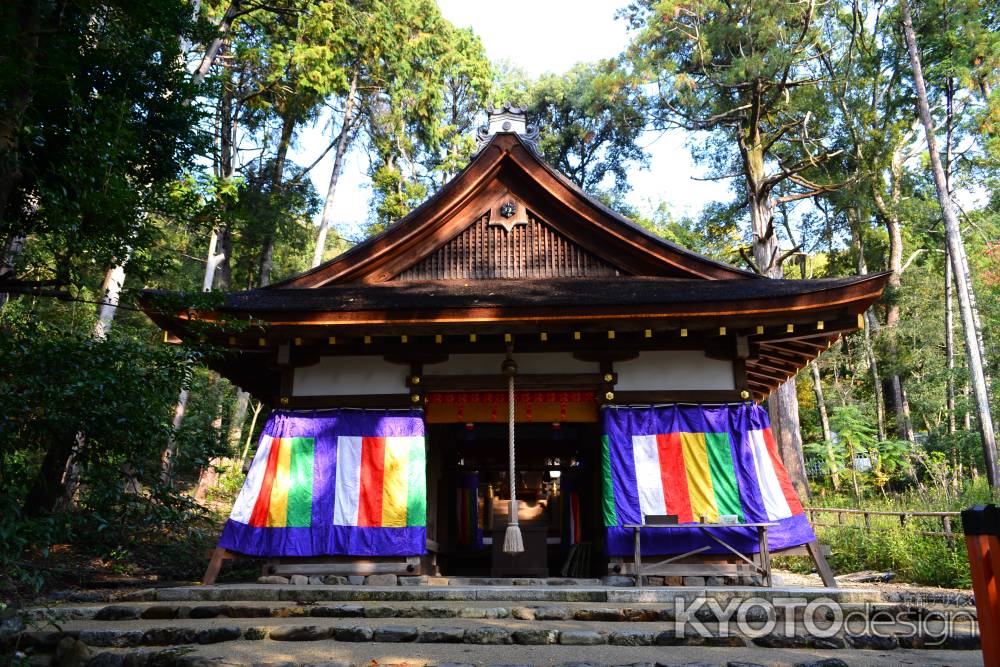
<box><xmin>502</xmin><ymin>349</ymin><xmax>524</xmax><ymax>554</ymax></box>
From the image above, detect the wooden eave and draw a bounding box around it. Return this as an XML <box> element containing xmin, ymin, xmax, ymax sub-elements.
<box><xmin>270</xmin><ymin>133</ymin><xmax>754</xmax><ymax>287</ymax></box>
<box><xmin>142</xmin><ymin>272</ymin><xmax>888</xmax><ymax>403</ymax></box>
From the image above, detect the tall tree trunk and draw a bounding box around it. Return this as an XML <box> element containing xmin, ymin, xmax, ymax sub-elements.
<box><xmin>945</xmin><ymin>251</ymin><xmax>957</xmax><ymax>434</ymax></box>
<box><xmin>0</xmin><ymin>235</ymin><xmax>25</xmax><ymax>304</ymax></box>
<box><xmin>160</xmin><ymin>55</ymin><xmax>237</xmax><ymax>481</ymax></box>
<box><xmin>312</xmin><ymin>74</ymin><xmax>358</xmax><ymax>268</ymax></box>
<box><xmin>22</xmin><ymin>437</ymin><xmax>75</xmax><ymax>516</ymax></box>
<box><xmin>872</xmin><ymin>148</ymin><xmax>915</xmax><ymax>444</ymax></box>
<box><xmin>901</xmin><ymin>0</ymin><xmax>999</xmax><ymax>488</ymax></box>
<box><xmin>740</xmin><ymin>134</ymin><xmax>810</xmax><ymax>500</ymax></box>
<box><xmin>227</xmin><ymin>389</ymin><xmax>250</xmax><ymax>453</ymax></box>
<box><xmin>847</xmin><ymin>207</ymin><xmax>888</xmax><ymax>440</ymax></box>
<box><xmin>191</xmin><ymin>0</ymin><xmax>241</xmax><ymax>86</ymax></box>
<box><xmin>810</xmin><ymin>360</ymin><xmax>839</xmax><ymax>489</ymax></box>
<box><xmin>161</xmin><ymin>388</ymin><xmax>188</xmax><ymax>483</ymax></box>
<box><xmin>239</xmin><ymin>400</ymin><xmax>264</xmax><ymax>469</ymax></box>
<box><xmin>258</xmin><ymin>113</ymin><xmax>296</xmax><ymax>287</ymax></box>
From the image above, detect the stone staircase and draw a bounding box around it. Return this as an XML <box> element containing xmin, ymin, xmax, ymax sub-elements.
<box><xmin>7</xmin><ymin>583</ymin><xmax>983</xmax><ymax>667</ymax></box>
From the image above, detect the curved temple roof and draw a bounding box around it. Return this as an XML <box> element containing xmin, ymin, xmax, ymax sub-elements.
<box><xmin>142</xmin><ymin>130</ymin><xmax>890</xmax><ymax>404</ymax></box>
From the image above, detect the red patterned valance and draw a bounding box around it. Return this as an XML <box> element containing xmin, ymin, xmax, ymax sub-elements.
<box><xmin>425</xmin><ymin>391</ymin><xmax>598</xmax><ymax>424</ymax></box>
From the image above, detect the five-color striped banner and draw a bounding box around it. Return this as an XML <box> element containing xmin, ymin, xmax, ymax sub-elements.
<box><xmin>602</xmin><ymin>403</ymin><xmax>814</xmax><ymax>556</ymax></box>
<box><xmin>220</xmin><ymin>410</ymin><xmax>426</xmax><ymax>557</ymax></box>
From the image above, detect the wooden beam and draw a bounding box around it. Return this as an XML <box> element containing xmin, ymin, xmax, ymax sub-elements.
<box><xmin>282</xmin><ymin>394</ymin><xmax>414</xmax><ymax>409</ymax></box>
<box><xmin>611</xmin><ymin>390</ymin><xmax>745</xmax><ymax>403</ymax></box>
<box><xmin>412</xmin><ymin>373</ymin><xmax>610</xmax><ymax>392</ymax></box>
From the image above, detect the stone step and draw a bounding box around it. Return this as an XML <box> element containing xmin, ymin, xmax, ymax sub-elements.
<box><xmin>119</xmin><ymin>585</ymin><xmax>887</xmax><ymax>605</ymax></box>
<box><xmin>42</xmin><ymin>599</ymin><xmax>978</xmax><ymax>624</ymax></box>
<box><xmin>15</xmin><ymin>613</ymin><xmax>981</xmax><ymax>652</ymax></box>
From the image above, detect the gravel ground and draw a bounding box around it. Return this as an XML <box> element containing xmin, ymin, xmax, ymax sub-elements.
<box><xmin>94</xmin><ymin>638</ymin><xmax>984</xmax><ymax>666</ymax></box>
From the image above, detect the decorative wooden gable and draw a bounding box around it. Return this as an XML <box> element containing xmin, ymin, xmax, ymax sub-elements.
<box><xmin>393</xmin><ymin>209</ymin><xmax>622</xmax><ymax>281</ymax></box>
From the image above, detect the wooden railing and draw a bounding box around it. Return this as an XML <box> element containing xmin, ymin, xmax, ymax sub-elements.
<box><xmin>804</xmin><ymin>507</ymin><xmax>961</xmax><ymax>545</ymax></box>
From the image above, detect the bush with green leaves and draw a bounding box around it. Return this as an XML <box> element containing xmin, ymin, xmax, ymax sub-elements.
<box><xmin>0</xmin><ymin>306</ymin><xmax>219</xmax><ymax>595</ymax></box>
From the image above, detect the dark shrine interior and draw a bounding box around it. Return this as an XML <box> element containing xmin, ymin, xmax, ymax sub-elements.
<box><xmin>428</xmin><ymin>422</ymin><xmax>606</xmax><ymax>577</ymax></box>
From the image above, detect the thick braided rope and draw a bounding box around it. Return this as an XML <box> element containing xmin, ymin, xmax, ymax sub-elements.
<box><xmin>508</xmin><ymin>373</ymin><xmax>517</xmax><ymax>527</ymax></box>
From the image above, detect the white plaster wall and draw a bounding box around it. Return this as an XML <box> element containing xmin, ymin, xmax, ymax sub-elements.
<box><xmin>293</xmin><ymin>356</ymin><xmax>406</xmax><ymax>396</ymax></box>
<box><xmin>426</xmin><ymin>352</ymin><xmax>598</xmax><ymax>375</ymax></box>
<box><xmin>614</xmin><ymin>350</ymin><xmax>734</xmax><ymax>391</ymax></box>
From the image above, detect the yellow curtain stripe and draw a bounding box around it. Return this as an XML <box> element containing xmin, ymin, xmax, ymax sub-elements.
<box><xmin>267</xmin><ymin>438</ymin><xmax>292</xmax><ymax>527</ymax></box>
<box><xmin>680</xmin><ymin>432</ymin><xmax>719</xmax><ymax>522</ymax></box>
<box><xmin>380</xmin><ymin>437</ymin><xmax>410</xmax><ymax>527</ymax></box>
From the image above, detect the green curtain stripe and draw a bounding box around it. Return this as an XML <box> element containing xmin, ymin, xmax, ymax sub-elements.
<box><xmin>601</xmin><ymin>435</ymin><xmax>618</xmax><ymax>526</ymax></box>
<box><xmin>406</xmin><ymin>438</ymin><xmax>426</xmax><ymax>527</ymax></box>
<box><xmin>286</xmin><ymin>437</ymin><xmax>314</xmax><ymax>527</ymax></box>
<box><xmin>704</xmin><ymin>432</ymin><xmax>744</xmax><ymax>520</ymax></box>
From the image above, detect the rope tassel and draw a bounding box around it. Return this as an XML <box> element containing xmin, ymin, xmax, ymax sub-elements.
<box><xmin>502</xmin><ymin>353</ymin><xmax>524</xmax><ymax>554</ymax></box>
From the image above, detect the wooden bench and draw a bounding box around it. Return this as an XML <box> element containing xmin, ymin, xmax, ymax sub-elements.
<box><xmin>621</xmin><ymin>515</ymin><xmax>836</xmax><ymax>588</ymax></box>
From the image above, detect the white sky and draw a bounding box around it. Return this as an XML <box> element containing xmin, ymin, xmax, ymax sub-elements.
<box><xmin>290</xmin><ymin>0</ymin><xmax>730</xmax><ymax>241</ymax></box>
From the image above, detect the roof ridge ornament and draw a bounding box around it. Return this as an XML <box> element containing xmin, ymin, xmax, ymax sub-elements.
<box><xmin>477</xmin><ymin>103</ymin><xmax>540</xmax><ymax>152</ymax></box>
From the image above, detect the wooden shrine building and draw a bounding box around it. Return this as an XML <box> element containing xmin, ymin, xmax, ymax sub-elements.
<box><xmin>143</xmin><ymin>107</ymin><xmax>889</xmax><ymax>580</ymax></box>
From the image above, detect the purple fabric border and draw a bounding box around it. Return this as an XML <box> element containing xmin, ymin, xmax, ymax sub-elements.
<box><xmin>602</xmin><ymin>404</ymin><xmax>815</xmax><ymax>555</ymax></box>
<box><xmin>219</xmin><ymin>520</ymin><xmax>427</xmax><ymax>557</ymax></box>
<box><xmin>605</xmin><ymin>513</ymin><xmax>815</xmax><ymax>557</ymax></box>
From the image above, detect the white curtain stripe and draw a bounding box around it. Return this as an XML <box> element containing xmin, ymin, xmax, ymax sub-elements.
<box><xmin>230</xmin><ymin>435</ymin><xmax>273</xmax><ymax>524</ymax></box>
<box><xmin>631</xmin><ymin>434</ymin><xmax>667</xmax><ymax>519</ymax></box>
<box><xmin>748</xmin><ymin>429</ymin><xmax>792</xmax><ymax>520</ymax></box>
<box><xmin>333</xmin><ymin>436</ymin><xmax>363</xmax><ymax>526</ymax></box>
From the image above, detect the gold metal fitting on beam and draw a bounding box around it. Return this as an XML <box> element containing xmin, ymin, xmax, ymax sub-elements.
<box><xmin>817</xmin><ymin>321</ymin><xmax>824</xmax><ymax>330</ymax></box>
<box><xmin>603</xmin><ymin>373</ymin><xmax>614</xmax><ymax>383</ymax></box>
<box><xmin>719</xmin><ymin>326</ymin><xmax>727</xmax><ymax>336</ymax></box>
<box><xmin>540</xmin><ymin>332</ymin><xmax>548</xmax><ymax>341</ymax></box>
<box><xmin>328</xmin><ymin>336</ymin><xmax>337</xmax><ymax>345</ymax></box>
<box><xmin>680</xmin><ymin>328</ymin><xmax>688</xmax><ymax>337</ymax></box>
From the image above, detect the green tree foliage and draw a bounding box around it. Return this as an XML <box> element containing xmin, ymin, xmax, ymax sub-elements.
<box><xmin>363</xmin><ymin>1</ymin><xmax>492</xmax><ymax>232</ymax></box>
<box><xmin>527</xmin><ymin>61</ymin><xmax>647</xmax><ymax>200</ymax></box>
<box><xmin>0</xmin><ymin>0</ymin><xmax>204</xmax><ymax>291</ymax></box>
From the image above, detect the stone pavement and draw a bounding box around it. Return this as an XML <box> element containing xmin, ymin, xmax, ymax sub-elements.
<box><xmin>6</xmin><ymin>583</ymin><xmax>982</xmax><ymax>666</ymax></box>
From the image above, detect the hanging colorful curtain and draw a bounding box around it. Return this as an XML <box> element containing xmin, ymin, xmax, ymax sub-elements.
<box><xmin>219</xmin><ymin>410</ymin><xmax>426</xmax><ymax>557</ymax></box>
<box><xmin>601</xmin><ymin>403</ymin><xmax>815</xmax><ymax>556</ymax></box>
<box><xmin>455</xmin><ymin>472</ymin><xmax>483</xmax><ymax>548</ymax></box>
